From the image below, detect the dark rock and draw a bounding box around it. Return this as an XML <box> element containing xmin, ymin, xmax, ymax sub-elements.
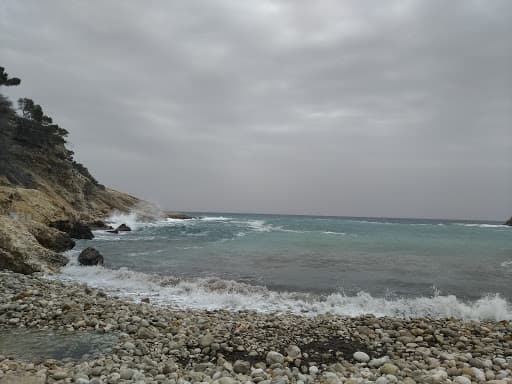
<box><xmin>24</xmin><ymin>220</ymin><xmax>75</xmax><ymax>252</ymax></box>
<box><xmin>50</xmin><ymin>220</ymin><xmax>94</xmax><ymax>240</ymax></box>
<box><xmin>106</xmin><ymin>229</ymin><xmax>119</xmax><ymax>234</ymax></box>
<box><xmin>30</xmin><ymin>225</ymin><xmax>75</xmax><ymax>252</ymax></box>
<box><xmin>505</xmin><ymin>217</ymin><xmax>512</xmax><ymax>226</ymax></box>
<box><xmin>164</xmin><ymin>211</ymin><xmax>194</xmax><ymax>219</ymax></box>
<box><xmin>78</xmin><ymin>247</ymin><xmax>104</xmax><ymax>266</ymax></box>
<box><xmin>115</xmin><ymin>223</ymin><xmax>131</xmax><ymax>232</ymax></box>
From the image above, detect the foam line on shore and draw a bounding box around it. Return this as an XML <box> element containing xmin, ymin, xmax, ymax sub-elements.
<box><xmin>56</xmin><ymin>258</ymin><xmax>512</xmax><ymax>321</ymax></box>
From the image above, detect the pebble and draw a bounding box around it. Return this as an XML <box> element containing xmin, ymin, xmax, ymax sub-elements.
<box><xmin>266</xmin><ymin>351</ymin><xmax>285</xmax><ymax>365</ymax></box>
<box><xmin>380</xmin><ymin>363</ymin><xmax>399</xmax><ymax>375</ymax></box>
<box><xmin>453</xmin><ymin>376</ymin><xmax>472</xmax><ymax>384</ymax></box>
<box><xmin>233</xmin><ymin>360</ymin><xmax>251</xmax><ymax>374</ymax></box>
<box><xmin>353</xmin><ymin>351</ymin><xmax>370</xmax><ymax>363</ymax></box>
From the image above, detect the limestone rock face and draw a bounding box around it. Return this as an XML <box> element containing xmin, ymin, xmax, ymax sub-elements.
<box><xmin>25</xmin><ymin>220</ymin><xmax>75</xmax><ymax>252</ymax></box>
<box><xmin>0</xmin><ymin>109</ymin><xmax>141</xmax><ymax>224</ymax></box>
<box><xmin>0</xmin><ymin>216</ymin><xmax>68</xmax><ymax>274</ymax></box>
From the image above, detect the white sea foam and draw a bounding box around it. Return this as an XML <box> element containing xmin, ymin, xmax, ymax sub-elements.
<box><xmin>106</xmin><ymin>211</ymin><xmax>145</xmax><ymax>230</ymax></box>
<box><xmin>455</xmin><ymin>223</ymin><xmax>509</xmax><ymax>228</ymax></box>
<box><xmin>55</xmin><ymin>256</ymin><xmax>512</xmax><ymax>321</ymax></box>
<box><xmin>232</xmin><ymin>219</ymin><xmax>274</xmax><ymax>232</ymax></box>
<box><xmin>200</xmin><ymin>216</ymin><xmax>232</xmax><ymax>221</ymax></box>
<box><xmin>501</xmin><ymin>260</ymin><xmax>512</xmax><ymax>272</ymax></box>
<box><xmin>323</xmin><ymin>231</ymin><xmax>346</xmax><ymax>235</ymax></box>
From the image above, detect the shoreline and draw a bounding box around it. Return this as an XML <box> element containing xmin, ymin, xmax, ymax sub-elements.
<box><xmin>1</xmin><ymin>271</ymin><xmax>511</xmax><ymax>383</ymax></box>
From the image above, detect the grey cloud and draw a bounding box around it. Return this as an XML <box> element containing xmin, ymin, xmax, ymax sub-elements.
<box><xmin>1</xmin><ymin>0</ymin><xmax>511</xmax><ymax>219</ymax></box>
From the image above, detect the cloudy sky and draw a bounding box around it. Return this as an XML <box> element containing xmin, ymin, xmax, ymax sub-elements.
<box><xmin>1</xmin><ymin>0</ymin><xmax>511</xmax><ymax>220</ymax></box>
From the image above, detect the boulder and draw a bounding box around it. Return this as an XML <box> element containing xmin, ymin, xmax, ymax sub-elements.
<box><xmin>505</xmin><ymin>217</ymin><xmax>512</xmax><ymax>226</ymax></box>
<box><xmin>78</xmin><ymin>247</ymin><xmax>104</xmax><ymax>266</ymax></box>
<box><xmin>115</xmin><ymin>223</ymin><xmax>131</xmax><ymax>232</ymax></box>
<box><xmin>50</xmin><ymin>220</ymin><xmax>94</xmax><ymax>240</ymax></box>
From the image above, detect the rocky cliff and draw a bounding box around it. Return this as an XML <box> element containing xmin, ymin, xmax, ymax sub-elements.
<box><xmin>0</xmin><ymin>66</ymin><xmax>143</xmax><ymax>273</ymax></box>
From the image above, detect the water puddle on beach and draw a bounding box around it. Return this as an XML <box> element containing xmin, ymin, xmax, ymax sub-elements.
<box><xmin>0</xmin><ymin>328</ymin><xmax>117</xmax><ymax>361</ymax></box>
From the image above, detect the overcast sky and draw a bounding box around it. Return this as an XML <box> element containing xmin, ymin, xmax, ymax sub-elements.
<box><xmin>1</xmin><ymin>0</ymin><xmax>511</xmax><ymax>220</ymax></box>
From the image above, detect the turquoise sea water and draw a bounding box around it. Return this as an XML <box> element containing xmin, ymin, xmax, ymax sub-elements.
<box><xmin>59</xmin><ymin>213</ymin><xmax>512</xmax><ymax>320</ymax></box>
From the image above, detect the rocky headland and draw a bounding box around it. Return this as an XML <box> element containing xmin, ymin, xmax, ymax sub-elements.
<box><xmin>0</xmin><ymin>66</ymin><xmax>189</xmax><ymax>274</ymax></box>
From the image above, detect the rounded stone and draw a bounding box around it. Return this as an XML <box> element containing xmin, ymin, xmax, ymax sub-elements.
<box><xmin>266</xmin><ymin>351</ymin><xmax>285</xmax><ymax>365</ymax></box>
<box><xmin>353</xmin><ymin>351</ymin><xmax>370</xmax><ymax>363</ymax></box>
<box><xmin>286</xmin><ymin>345</ymin><xmax>302</xmax><ymax>359</ymax></box>
<box><xmin>453</xmin><ymin>377</ymin><xmax>471</xmax><ymax>384</ymax></box>
<box><xmin>233</xmin><ymin>360</ymin><xmax>251</xmax><ymax>374</ymax></box>
<box><xmin>380</xmin><ymin>363</ymin><xmax>399</xmax><ymax>375</ymax></box>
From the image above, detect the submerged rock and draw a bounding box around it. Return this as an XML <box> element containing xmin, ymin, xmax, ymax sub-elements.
<box><xmin>78</xmin><ymin>247</ymin><xmax>104</xmax><ymax>266</ymax></box>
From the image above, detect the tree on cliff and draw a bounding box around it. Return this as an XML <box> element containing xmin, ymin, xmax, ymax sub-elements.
<box><xmin>0</xmin><ymin>67</ymin><xmax>20</xmax><ymax>116</ymax></box>
<box><xmin>0</xmin><ymin>67</ymin><xmax>21</xmax><ymax>87</ymax></box>
<box><xmin>17</xmin><ymin>97</ymin><xmax>69</xmax><ymax>140</ymax></box>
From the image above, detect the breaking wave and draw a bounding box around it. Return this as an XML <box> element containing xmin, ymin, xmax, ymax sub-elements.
<box><xmin>56</xmin><ymin>254</ymin><xmax>512</xmax><ymax>321</ymax></box>
<box><xmin>455</xmin><ymin>223</ymin><xmax>509</xmax><ymax>229</ymax></box>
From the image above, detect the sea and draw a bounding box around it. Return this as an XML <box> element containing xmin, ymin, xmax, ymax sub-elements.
<box><xmin>58</xmin><ymin>213</ymin><xmax>512</xmax><ymax>320</ymax></box>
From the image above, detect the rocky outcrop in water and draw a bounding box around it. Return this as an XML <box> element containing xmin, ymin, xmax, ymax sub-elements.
<box><xmin>505</xmin><ymin>217</ymin><xmax>512</xmax><ymax>226</ymax></box>
<box><xmin>115</xmin><ymin>223</ymin><xmax>131</xmax><ymax>232</ymax></box>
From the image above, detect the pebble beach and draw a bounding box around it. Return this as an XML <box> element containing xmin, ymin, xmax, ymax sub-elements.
<box><xmin>1</xmin><ymin>271</ymin><xmax>511</xmax><ymax>384</ymax></box>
